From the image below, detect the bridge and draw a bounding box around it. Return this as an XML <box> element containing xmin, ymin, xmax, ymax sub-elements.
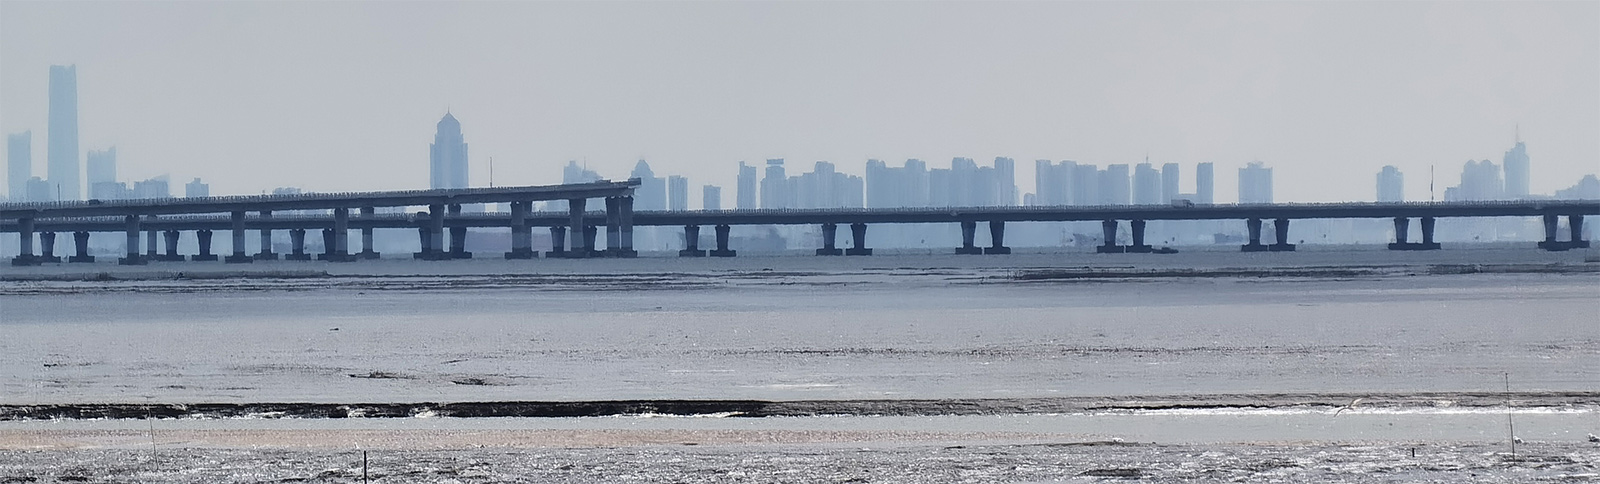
<box><xmin>3</xmin><ymin>187</ymin><xmax>1594</xmax><ymax>265</ymax></box>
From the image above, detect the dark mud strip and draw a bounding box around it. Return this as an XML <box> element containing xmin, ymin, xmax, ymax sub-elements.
<box><xmin>1011</xmin><ymin>263</ymin><xmax>1599</xmax><ymax>281</ymax></box>
<box><xmin>5</xmin><ymin>391</ymin><xmax>1594</xmax><ymax>421</ymax></box>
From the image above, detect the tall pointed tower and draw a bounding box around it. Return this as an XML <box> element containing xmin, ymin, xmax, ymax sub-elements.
<box><xmin>429</xmin><ymin>113</ymin><xmax>468</xmax><ymax>189</ymax></box>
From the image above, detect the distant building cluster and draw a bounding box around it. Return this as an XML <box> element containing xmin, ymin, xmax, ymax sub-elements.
<box><xmin>1032</xmin><ymin>159</ymin><xmax>1213</xmax><ymax>207</ymax></box>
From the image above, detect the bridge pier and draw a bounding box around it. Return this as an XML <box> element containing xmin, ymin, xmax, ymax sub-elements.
<box><xmin>145</xmin><ymin>228</ymin><xmax>159</xmax><ymax>261</ymax></box>
<box><xmin>565</xmin><ymin>198</ymin><xmax>588</xmax><ymax>258</ymax></box>
<box><xmin>1097</xmin><ymin>220</ymin><xmax>1123</xmax><ymax>253</ymax></box>
<box><xmin>1539</xmin><ymin>214</ymin><xmax>1591</xmax><ymax>251</ymax></box>
<box><xmin>1127</xmin><ymin>220</ymin><xmax>1153</xmax><ymax>253</ymax></box>
<box><xmin>225</xmin><ymin>211</ymin><xmax>251</xmax><ymax>263</ymax></box>
<box><xmin>583</xmin><ymin>225</ymin><xmax>601</xmax><ymax>257</ymax></box>
<box><xmin>37</xmin><ymin>231</ymin><xmax>60</xmax><ymax>263</ymax></box>
<box><xmin>161</xmin><ymin>230</ymin><xmax>183</xmax><ymax>261</ymax></box>
<box><xmin>1573</xmin><ymin>215</ymin><xmax>1590</xmax><ymax>249</ymax></box>
<box><xmin>327</xmin><ymin>207</ymin><xmax>353</xmax><ymax>261</ymax></box>
<box><xmin>1269</xmin><ymin>218</ymin><xmax>1296</xmax><ymax>251</ymax></box>
<box><xmin>286</xmin><ymin>229</ymin><xmax>312</xmax><ymax>260</ymax></box>
<box><xmin>424</xmin><ymin>204</ymin><xmax>447</xmax><ymax>260</ymax></box>
<box><xmin>546</xmin><ymin>226</ymin><xmax>567</xmax><ymax>258</ymax></box>
<box><xmin>358</xmin><ymin>207</ymin><xmax>380</xmax><ymax>259</ymax></box>
<box><xmin>192</xmin><ymin>229</ymin><xmax>217</xmax><ymax>261</ymax></box>
<box><xmin>985</xmin><ymin>220</ymin><xmax>1011</xmax><ymax>254</ymax></box>
<box><xmin>1240</xmin><ymin>218</ymin><xmax>1267</xmax><ymax>252</ymax></box>
<box><xmin>10</xmin><ymin>217</ymin><xmax>37</xmax><ymax>266</ymax></box>
<box><xmin>845</xmin><ymin>223</ymin><xmax>872</xmax><ymax>255</ymax></box>
<box><xmin>317</xmin><ymin>228</ymin><xmax>338</xmax><ymax>261</ymax></box>
<box><xmin>122</xmin><ymin>215</ymin><xmax>150</xmax><ymax>265</ymax></box>
<box><xmin>1389</xmin><ymin>216</ymin><xmax>1440</xmax><ymax>250</ymax></box>
<box><xmin>956</xmin><ymin>221</ymin><xmax>982</xmax><ymax>254</ymax></box>
<box><xmin>505</xmin><ymin>201</ymin><xmax>536</xmax><ymax>259</ymax></box>
<box><xmin>447</xmin><ymin>204</ymin><xmax>471</xmax><ymax>259</ymax></box>
<box><xmin>816</xmin><ymin>223</ymin><xmax>843</xmax><ymax>256</ymax></box>
<box><xmin>680</xmin><ymin>225</ymin><xmax>707</xmax><ymax>257</ymax></box>
<box><xmin>709</xmin><ymin>224</ymin><xmax>736</xmax><ymax>257</ymax></box>
<box><xmin>69</xmin><ymin>231</ymin><xmax>96</xmax><ymax>262</ymax></box>
<box><xmin>618</xmin><ymin>196</ymin><xmax>636</xmax><ymax>257</ymax></box>
<box><xmin>254</xmin><ymin>210</ymin><xmax>278</xmax><ymax>260</ymax></box>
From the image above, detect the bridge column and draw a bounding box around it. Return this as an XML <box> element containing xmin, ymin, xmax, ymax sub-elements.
<box><xmin>506</xmin><ymin>201</ymin><xmax>535</xmax><ymax>259</ymax></box>
<box><xmin>709</xmin><ymin>224</ymin><xmax>736</xmax><ymax>257</ymax></box>
<box><xmin>146</xmin><ymin>228</ymin><xmax>159</xmax><ymax>260</ymax></box>
<box><xmin>358</xmin><ymin>207</ymin><xmax>380</xmax><ymax>259</ymax></box>
<box><xmin>1269</xmin><ymin>218</ymin><xmax>1296</xmax><ymax>251</ymax></box>
<box><xmin>328</xmin><ymin>207</ymin><xmax>352</xmax><ymax>261</ymax></box>
<box><xmin>317</xmin><ymin>228</ymin><xmax>340</xmax><ymax>260</ymax></box>
<box><xmin>583</xmin><ymin>225</ymin><xmax>600</xmax><ymax>257</ymax></box>
<box><xmin>1096</xmin><ymin>220</ymin><xmax>1122</xmax><ymax>253</ymax></box>
<box><xmin>427</xmin><ymin>204</ymin><xmax>446</xmax><ymax>260</ymax></box>
<box><xmin>162</xmin><ymin>230</ymin><xmax>182</xmax><ymax>261</ymax></box>
<box><xmin>1128</xmin><ymin>220</ymin><xmax>1153</xmax><ymax>253</ymax></box>
<box><xmin>10</xmin><ymin>217</ymin><xmax>37</xmax><ymax>266</ymax></box>
<box><xmin>545</xmin><ymin>226</ymin><xmax>567</xmax><ymax>258</ymax></box>
<box><xmin>1387</xmin><ymin>217</ymin><xmax>1411</xmax><ymax>250</ymax></box>
<box><xmin>69</xmin><ymin>231</ymin><xmax>96</xmax><ymax>263</ymax></box>
<box><xmin>447</xmin><ymin>204</ymin><xmax>471</xmax><ymax>259</ymax></box>
<box><xmin>121</xmin><ymin>215</ymin><xmax>145</xmax><ymax>265</ymax></box>
<box><xmin>845</xmin><ymin>223</ymin><xmax>872</xmax><ymax>255</ymax></box>
<box><xmin>1241</xmin><ymin>218</ymin><xmax>1267</xmax><ymax>252</ymax></box>
<box><xmin>816</xmin><ymin>223</ymin><xmax>842</xmax><ymax>255</ymax></box>
<box><xmin>680</xmin><ymin>225</ymin><xmax>707</xmax><ymax>257</ymax></box>
<box><xmin>1538</xmin><ymin>214</ymin><xmax>1563</xmax><ymax>251</ymax></box>
<box><xmin>1570</xmin><ymin>215</ymin><xmax>1590</xmax><ymax>249</ymax></box>
<box><xmin>254</xmin><ymin>210</ymin><xmax>277</xmax><ymax>260</ymax></box>
<box><xmin>566</xmin><ymin>198</ymin><xmax>587</xmax><ymax>258</ymax></box>
<box><xmin>985</xmin><ymin>220</ymin><xmax>1011</xmax><ymax>254</ymax></box>
<box><xmin>225</xmin><ymin>211</ymin><xmax>251</xmax><ymax>263</ymax></box>
<box><xmin>956</xmin><ymin>221</ymin><xmax>981</xmax><ymax>254</ymax></box>
<box><xmin>413</xmin><ymin>226</ymin><xmax>431</xmax><ymax>259</ymax></box>
<box><xmin>192</xmin><ymin>230</ymin><xmax>217</xmax><ymax>261</ymax></box>
<box><xmin>37</xmin><ymin>231</ymin><xmax>60</xmax><ymax>263</ymax></box>
<box><xmin>286</xmin><ymin>229</ymin><xmax>311</xmax><ymax>260</ymax></box>
<box><xmin>604</xmin><ymin>197</ymin><xmax>621</xmax><ymax>257</ymax></box>
<box><xmin>618</xmin><ymin>196</ymin><xmax>636</xmax><ymax>256</ymax></box>
<box><xmin>1418</xmin><ymin>217</ymin><xmax>1441</xmax><ymax>250</ymax></box>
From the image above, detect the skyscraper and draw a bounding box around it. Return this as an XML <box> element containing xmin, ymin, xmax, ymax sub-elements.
<box><xmin>1376</xmin><ymin>165</ymin><xmax>1404</xmax><ymax>202</ymax></box>
<box><xmin>1133</xmin><ymin>163</ymin><xmax>1162</xmax><ymax>205</ymax></box>
<box><xmin>47</xmin><ymin>65</ymin><xmax>80</xmax><ymax>201</ymax></box>
<box><xmin>429</xmin><ymin>113</ymin><xmax>468</xmax><ymax>189</ymax></box>
<box><xmin>760</xmin><ymin>159</ymin><xmax>787</xmax><ymax>209</ymax></box>
<box><xmin>667</xmin><ymin>175</ymin><xmax>689</xmax><ymax>211</ymax></box>
<box><xmin>1502</xmin><ymin>132</ymin><xmax>1529</xmax><ymax>199</ymax></box>
<box><xmin>1100</xmin><ymin>164</ymin><xmax>1131</xmax><ymax>205</ymax></box>
<box><xmin>631</xmin><ymin>160</ymin><xmax>666</xmax><ymax>210</ymax></box>
<box><xmin>1238</xmin><ymin>161</ymin><xmax>1273</xmax><ymax>204</ymax></box>
<box><xmin>563</xmin><ymin>160</ymin><xmax>601</xmax><ymax>184</ymax></box>
<box><xmin>1195</xmin><ymin>162</ymin><xmax>1214</xmax><ymax>204</ymax></box>
<box><xmin>703</xmin><ymin>185</ymin><xmax>722</xmax><ymax>210</ymax></box>
<box><xmin>736</xmin><ymin>161</ymin><xmax>757</xmax><ymax>209</ymax></box>
<box><xmin>7</xmin><ymin>131</ymin><xmax>29</xmax><ymax>201</ymax></box>
<box><xmin>993</xmin><ymin>157</ymin><xmax>1016</xmax><ymax>206</ymax></box>
<box><xmin>86</xmin><ymin>147</ymin><xmax>115</xmax><ymax>189</ymax></box>
<box><xmin>185</xmin><ymin>178</ymin><xmax>210</xmax><ymax>198</ymax></box>
<box><xmin>1161</xmin><ymin>163</ymin><xmax>1179</xmax><ymax>204</ymax></box>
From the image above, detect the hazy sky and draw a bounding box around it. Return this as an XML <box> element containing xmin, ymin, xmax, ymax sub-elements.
<box><xmin>2</xmin><ymin>1</ymin><xmax>1596</xmax><ymax>204</ymax></box>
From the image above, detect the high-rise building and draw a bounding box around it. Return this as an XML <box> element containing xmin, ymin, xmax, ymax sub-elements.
<box><xmin>562</xmin><ymin>160</ymin><xmax>601</xmax><ymax>184</ymax></box>
<box><xmin>667</xmin><ymin>175</ymin><xmax>689</xmax><ymax>211</ymax></box>
<box><xmin>703</xmin><ymin>185</ymin><xmax>721</xmax><ymax>210</ymax></box>
<box><xmin>1554</xmin><ymin>175</ymin><xmax>1599</xmax><ymax>200</ymax></box>
<box><xmin>736</xmin><ymin>161</ymin><xmax>757</xmax><ymax>209</ymax></box>
<box><xmin>7</xmin><ymin>131</ymin><xmax>29</xmax><ymax>200</ymax></box>
<box><xmin>1502</xmin><ymin>132</ymin><xmax>1529</xmax><ymax>199</ymax></box>
<box><xmin>86</xmin><ymin>147</ymin><xmax>116</xmax><ymax>191</ymax></box>
<box><xmin>132</xmin><ymin>176</ymin><xmax>170</xmax><ymax>199</ymax></box>
<box><xmin>993</xmin><ymin>157</ymin><xmax>1016</xmax><ymax>206</ymax></box>
<box><xmin>1161</xmin><ymin>163</ymin><xmax>1179</xmax><ymax>203</ymax></box>
<box><xmin>1033</xmin><ymin>159</ymin><xmax>1078</xmax><ymax>206</ymax></box>
<box><xmin>429</xmin><ymin>113</ymin><xmax>468</xmax><ymax>189</ymax></box>
<box><xmin>1195</xmin><ymin>163</ymin><xmax>1214</xmax><ymax>204</ymax></box>
<box><xmin>1376</xmin><ymin>166</ymin><xmax>1404</xmax><ymax>202</ymax></box>
<box><xmin>185</xmin><ymin>178</ymin><xmax>210</xmax><ymax>198</ymax></box>
<box><xmin>25</xmin><ymin>177</ymin><xmax>51</xmax><ymax>202</ymax></box>
<box><xmin>47</xmin><ymin>65</ymin><xmax>80</xmax><ymax>201</ymax></box>
<box><xmin>1073</xmin><ymin>163</ymin><xmax>1099</xmax><ymax>205</ymax></box>
<box><xmin>1238</xmin><ymin>161</ymin><xmax>1273</xmax><ymax>204</ymax></box>
<box><xmin>1133</xmin><ymin>163</ymin><xmax>1162</xmax><ymax>205</ymax></box>
<box><xmin>631</xmin><ymin>160</ymin><xmax>666</xmax><ymax>210</ymax></box>
<box><xmin>760</xmin><ymin>159</ymin><xmax>787</xmax><ymax>209</ymax></box>
<box><xmin>1445</xmin><ymin>159</ymin><xmax>1503</xmax><ymax>201</ymax></box>
<box><xmin>1100</xmin><ymin>164</ymin><xmax>1131</xmax><ymax>205</ymax></box>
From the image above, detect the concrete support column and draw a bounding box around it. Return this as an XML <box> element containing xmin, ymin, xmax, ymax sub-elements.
<box><xmin>1570</xmin><ymin>215</ymin><xmax>1590</xmax><ymax>248</ymax></box>
<box><xmin>709</xmin><ymin>224</ymin><xmax>736</xmax><ymax>257</ymax></box>
<box><xmin>583</xmin><ymin>225</ymin><xmax>600</xmax><ymax>257</ymax></box>
<box><xmin>985</xmin><ymin>220</ymin><xmax>1011</xmax><ymax>254</ymax></box>
<box><xmin>505</xmin><ymin>201</ymin><xmax>535</xmax><ymax>259</ymax></box>
<box><xmin>11</xmin><ymin>217</ymin><xmax>37</xmax><ymax>266</ymax></box>
<box><xmin>330</xmin><ymin>207</ymin><xmax>351</xmax><ymax>261</ymax></box>
<box><xmin>1387</xmin><ymin>217</ymin><xmax>1411</xmax><ymax>250</ymax></box>
<box><xmin>1097</xmin><ymin>220</ymin><xmax>1122</xmax><ymax>253</ymax></box>
<box><xmin>1241</xmin><ymin>218</ymin><xmax>1267</xmax><ymax>252</ymax></box>
<box><xmin>254</xmin><ymin>210</ymin><xmax>277</xmax><ymax>260</ymax></box>
<box><xmin>447</xmin><ymin>204</ymin><xmax>470</xmax><ymax>259</ymax></box>
<box><xmin>225</xmin><ymin>211</ymin><xmax>251</xmax><ymax>263</ymax></box>
<box><xmin>546</xmin><ymin>226</ymin><xmax>568</xmax><ymax>258</ymax></box>
<box><xmin>427</xmin><ymin>204</ymin><xmax>446</xmax><ymax>260</ymax></box>
<box><xmin>193</xmin><ymin>230</ymin><xmax>217</xmax><ymax>261</ymax></box>
<box><xmin>1538</xmin><ymin>214</ymin><xmax>1562</xmax><ymax>251</ymax></box>
<box><xmin>69</xmin><ymin>231</ymin><xmax>97</xmax><ymax>263</ymax></box>
<box><xmin>286</xmin><ymin>229</ymin><xmax>311</xmax><ymax>260</ymax></box>
<box><xmin>604</xmin><ymin>197</ymin><xmax>621</xmax><ymax>256</ymax></box>
<box><xmin>413</xmin><ymin>227</ymin><xmax>431</xmax><ymax>259</ymax></box>
<box><xmin>1128</xmin><ymin>220</ymin><xmax>1153</xmax><ymax>253</ymax></box>
<box><xmin>358</xmin><ymin>207</ymin><xmax>379</xmax><ymax>259</ymax></box>
<box><xmin>1268</xmin><ymin>218</ymin><xmax>1296</xmax><ymax>251</ymax></box>
<box><xmin>38</xmin><ymin>231</ymin><xmax>60</xmax><ymax>263</ymax></box>
<box><xmin>619</xmin><ymin>196</ymin><xmax>636</xmax><ymax>255</ymax></box>
<box><xmin>318</xmin><ymin>229</ymin><xmax>338</xmax><ymax>260</ymax></box>
<box><xmin>162</xmin><ymin>230</ymin><xmax>182</xmax><ymax>261</ymax></box>
<box><xmin>146</xmin><ymin>229</ymin><xmax>159</xmax><ymax>259</ymax></box>
<box><xmin>816</xmin><ymin>223</ymin><xmax>842</xmax><ymax>256</ymax></box>
<box><xmin>1418</xmin><ymin>217</ymin><xmax>1440</xmax><ymax>250</ymax></box>
<box><xmin>566</xmin><ymin>198</ymin><xmax>587</xmax><ymax>258</ymax></box>
<box><xmin>680</xmin><ymin>225</ymin><xmax>707</xmax><ymax>257</ymax></box>
<box><xmin>845</xmin><ymin>223</ymin><xmax>872</xmax><ymax>256</ymax></box>
<box><xmin>956</xmin><ymin>221</ymin><xmax>981</xmax><ymax>254</ymax></box>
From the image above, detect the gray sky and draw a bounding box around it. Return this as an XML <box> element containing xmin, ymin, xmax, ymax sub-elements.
<box><xmin>2</xmin><ymin>1</ymin><xmax>1596</xmax><ymax>204</ymax></box>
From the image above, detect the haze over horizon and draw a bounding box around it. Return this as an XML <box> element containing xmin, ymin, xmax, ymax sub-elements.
<box><xmin>2</xmin><ymin>1</ymin><xmax>1596</xmax><ymax>204</ymax></box>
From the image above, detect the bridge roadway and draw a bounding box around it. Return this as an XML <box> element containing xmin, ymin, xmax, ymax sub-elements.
<box><xmin>3</xmin><ymin>199</ymin><xmax>1595</xmax><ymax>265</ymax></box>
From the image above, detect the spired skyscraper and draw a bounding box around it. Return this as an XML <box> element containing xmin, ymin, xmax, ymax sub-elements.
<box><xmin>47</xmin><ymin>65</ymin><xmax>80</xmax><ymax>201</ymax></box>
<box><xmin>429</xmin><ymin>113</ymin><xmax>468</xmax><ymax>189</ymax></box>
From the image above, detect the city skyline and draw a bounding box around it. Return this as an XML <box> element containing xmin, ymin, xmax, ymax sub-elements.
<box><xmin>2</xmin><ymin>1</ymin><xmax>1596</xmax><ymax>203</ymax></box>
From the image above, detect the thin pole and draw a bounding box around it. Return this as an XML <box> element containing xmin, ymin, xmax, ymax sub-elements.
<box><xmin>363</xmin><ymin>450</ymin><xmax>369</xmax><ymax>483</ymax></box>
<box><xmin>1506</xmin><ymin>373</ymin><xmax>1515</xmax><ymax>458</ymax></box>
